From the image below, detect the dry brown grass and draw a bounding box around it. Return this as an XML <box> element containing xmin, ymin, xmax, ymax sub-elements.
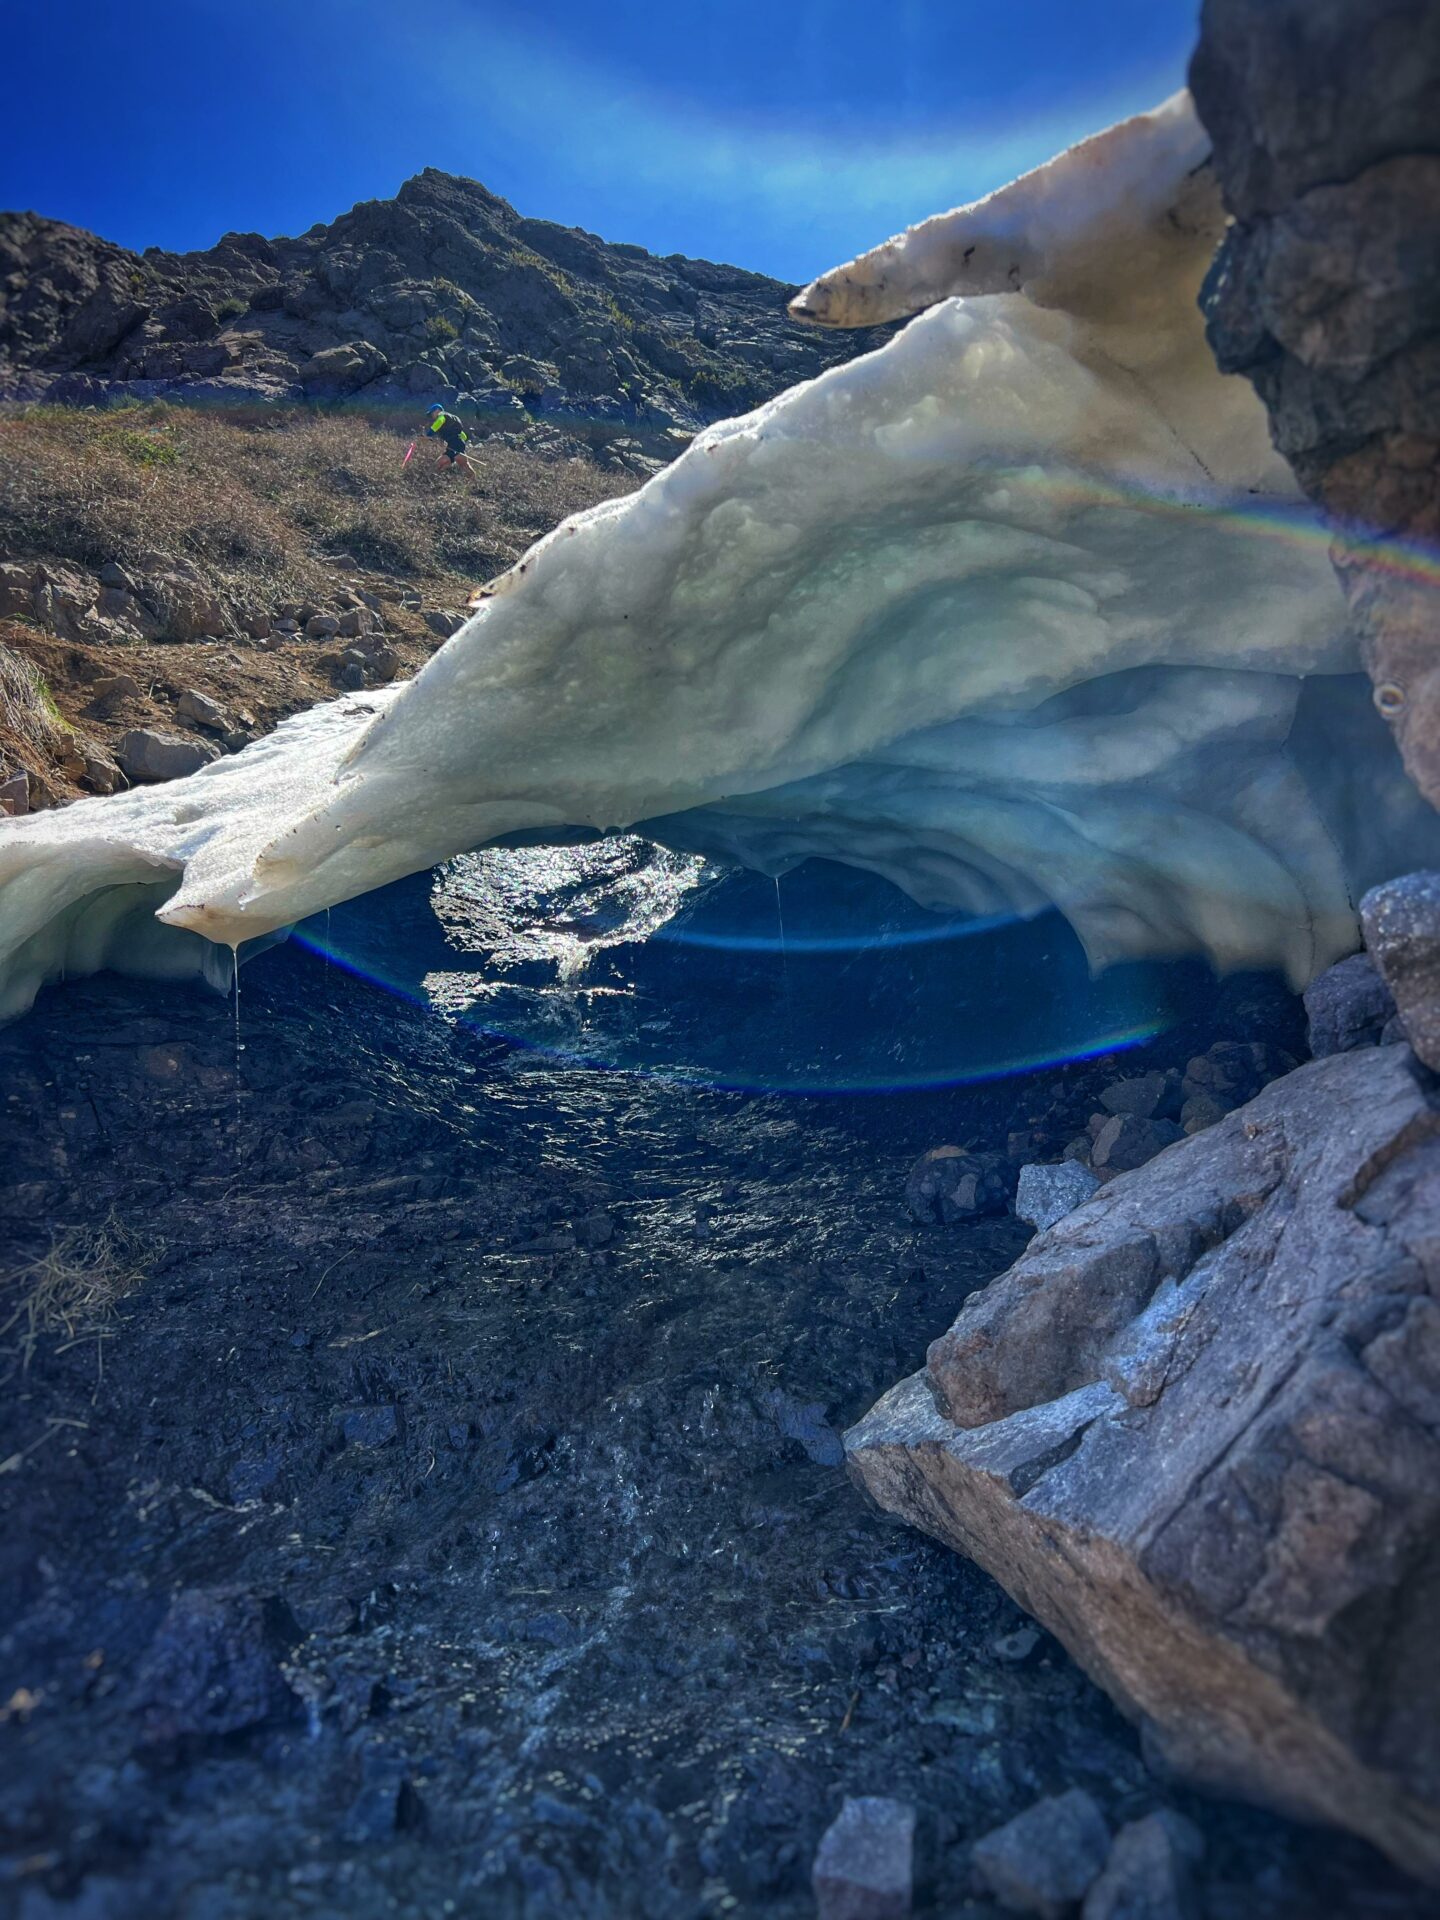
<box><xmin>0</xmin><ymin>642</ymin><xmax>70</xmax><ymax>777</ymax></box>
<box><xmin>0</xmin><ymin>402</ymin><xmax>634</xmax><ymax>612</ymax></box>
<box><xmin>1</xmin><ymin>1214</ymin><xmax>154</xmax><ymax>1379</ymax></box>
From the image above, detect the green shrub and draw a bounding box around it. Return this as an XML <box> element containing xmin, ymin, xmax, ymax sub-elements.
<box><xmin>426</xmin><ymin>313</ymin><xmax>459</xmax><ymax>344</ymax></box>
<box><xmin>97</xmin><ymin>425</ymin><xmax>177</xmax><ymax>468</ymax></box>
<box><xmin>599</xmin><ymin>292</ymin><xmax>634</xmax><ymax>333</ymax></box>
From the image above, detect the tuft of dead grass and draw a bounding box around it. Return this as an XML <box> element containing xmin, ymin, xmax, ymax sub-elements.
<box><xmin>1</xmin><ymin>1214</ymin><xmax>155</xmax><ymax>1379</ymax></box>
<box><xmin>0</xmin><ymin>641</ymin><xmax>70</xmax><ymax>781</ymax></box>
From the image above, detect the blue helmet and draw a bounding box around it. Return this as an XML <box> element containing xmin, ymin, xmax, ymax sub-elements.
<box><xmin>428</xmin><ymin>403</ymin><xmax>444</xmax><ymax>416</ymax></box>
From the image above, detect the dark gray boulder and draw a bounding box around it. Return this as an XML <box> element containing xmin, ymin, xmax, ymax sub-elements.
<box><xmin>971</xmin><ymin>1789</ymin><xmax>1110</xmax><ymax>1918</ymax></box>
<box><xmin>904</xmin><ymin>1146</ymin><xmax>1013</xmax><ymax>1223</ymax></box>
<box><xmin>1361</xmin><ymin>871</ymin><xmax>1440</xmax><ymax>1070</ymax></box>
<box><xmin>1304</xmin><ymin>951</ymin><xmax>1399</xmax><ymax>1057</ymax></box>
<box><xmin>115</xmin><ymin>728</ymin><xmax>221</xmax><ymax>783</ymax></box>
<box><xmin>1082</xmin><ymin>1811</ymin><xmax>1203</xmax><ymax>1920</ymax></box>
<box><xmin>812</xmin><ymin>1795</ymin><xmax>915</xmax><ymax>1920</ymax></box>
<box><xmin>129</xmin><ymin>1587</ymin><xmax>299</xmax><ymax>1746</ymax></box>
<box><xmin>848</xmin><ymin>1044</ymin><xmax>1440</xmax><ymax>1882</ymax></box>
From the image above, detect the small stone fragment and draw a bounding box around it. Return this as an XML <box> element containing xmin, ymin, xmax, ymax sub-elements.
<box><xmin>88</xmin><ymin>672</ymin><xmax>142</xmax><ymax>708</ymax></box>
<box><xmin>341</xmin><ymin>1404</ymin><xmax>399</xmax><ymax>1447</ymax></box>
<box><xmin>305</xmin><ymin>613</ymin><xmax>341</xmax><ymax>638</ymax></box>
<box><xmin>176</xmin><ymin>687</ymin><xmax>229</xmax><ymax>730</ymax></box>
<box><xmin>80</xmin><ymin>752</ymin><xmax>122</xmax><ymax>794</ymax></box>
<box><xmin>993</xmin><ymin>1625</ymin><xmax>1041</xmax><ymax>1663</ymax></box>
<box><xmin>972</xmin><ymin>1790</ymin><xmax>1110</xmax><ymax>1919</ymax></box>
<box><xmin>1082</xmin><ymin>1810</ymin><xmax>1203</xmax><ymax>1920</ymax></box>
<box><xmin>1098</xmin><ymin>1071</ymin><xmax>1176</xmax><ymax>1119</ymax></box>
<box><xmin>574</xmin><ymin>1209</ymin><xmax>615</xmax><ymax>1249</ymax></box>
<box><xmin>1016</xmin><ymin>1161</ymin><xmax>1102</xmax><ymax>1233</ymax></box>
<box><xmin>813</xmin><ymin>1795</ymin><xmax>915</xmax><ymax>1920</ymax></box>
<box><xmin>1179</xmin><ymin>1094</ymin><xmax>1227</xmax><ymax>1135</ymax></box>
<box><xmin>1090</xmin><ymin>1114</ymin><xmax>1183</xmax><ymax>1174</ymax></box>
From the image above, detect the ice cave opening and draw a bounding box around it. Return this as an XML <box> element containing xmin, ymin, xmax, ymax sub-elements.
<box><xmin>2</xmin><ymin>90</ymin><xmax>1437</xmax><ymax>1031</ymax></box>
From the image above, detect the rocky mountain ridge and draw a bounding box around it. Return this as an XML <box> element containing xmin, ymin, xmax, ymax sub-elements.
<box><xmin>0</xmin><ymin>169</ymin><xmax>882</xmax><ymax>447</ymax></box>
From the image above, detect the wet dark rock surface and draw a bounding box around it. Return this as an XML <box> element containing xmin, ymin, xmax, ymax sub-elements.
<box><xmin>0</xmin><ymin>937</ymin><xmax>1431</xmax><ymax>1917</ymax></box>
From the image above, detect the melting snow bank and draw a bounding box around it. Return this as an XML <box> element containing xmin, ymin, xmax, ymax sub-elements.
<box><xmin>1</xmin><ymin>92</ymin><xmax>1432</xmax><ymax>1021</ymax></box>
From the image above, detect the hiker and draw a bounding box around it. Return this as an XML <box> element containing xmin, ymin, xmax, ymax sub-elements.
<box><xmin>426</xmin><ymin>403</ymin><xmax>476</xmax><ymax>475</ymax></box>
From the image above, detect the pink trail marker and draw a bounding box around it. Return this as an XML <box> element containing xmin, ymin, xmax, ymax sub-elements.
<box><xmin>401</xmin><ymin>441</ymin><xmax>415</xmax><ymax>466</ymax></box>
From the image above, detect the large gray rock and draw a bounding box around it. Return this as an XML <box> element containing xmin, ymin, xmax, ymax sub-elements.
<box><xmin>1304</xmin><ymin>951</ymin><xmax>1398</xmax><ymax>1057</ymax></box>
<box><xmin>971</xmin><ymin>1790</ymin><xmax>1110</xmax><ymax>1918</ymax></box>
<box><xmin>1362</xmin><ymin>872</ymin><xmax>1440</xmax><ymax>1071</ymax></box>
<box><xmin>115</xmin><ymin>728</ymin><xmax>220</xmax><ymax>783</ymax></box>
<box><xmin>812</xmin><ymin>1795</ymin><xmax>914</xmax><ymax>1920</ymax></box>
<box><xmin>1016</xmin><ymin>1160</ymin><xmax>1102</xmax><ymax>1234</ymax></box>
<box><xmin>847</xmin><ymin>1044</ymin><xmax>1440</xmax><ymax>1882</ymax></box>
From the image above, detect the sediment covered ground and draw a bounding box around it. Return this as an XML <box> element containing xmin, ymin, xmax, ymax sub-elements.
<box><xmin>0</xmin><ymin>885</ymin><xmax>1429</xmax><ymax>1918</ymax></box>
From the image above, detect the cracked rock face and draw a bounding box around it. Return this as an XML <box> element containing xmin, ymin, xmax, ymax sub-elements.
<box><xmin>846</xmin><ymin>1042</ymin><xmax>1440</xmax><ymax>1882</ymax></box>
<box><xmin>1190</xmin><ymin>0</ymin><xmax>1440</xmax><ymax>809</ymax></box>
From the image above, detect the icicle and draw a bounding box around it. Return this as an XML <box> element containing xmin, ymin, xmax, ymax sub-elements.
<box><xmin>774</xmin><ymin>874</ymin><xmax>792</xmax><ymax>1002</ymax></box>
<box><xmin>230</xmin><ymin>944</ymin><xmax>244</xmax><ymax>1168</ymax></box>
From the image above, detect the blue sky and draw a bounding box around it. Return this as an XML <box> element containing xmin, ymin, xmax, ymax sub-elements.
<box><xmin>4</xmin><ymin>0</ymin><xmax>1199</xmax><ymax>282</ymax></box>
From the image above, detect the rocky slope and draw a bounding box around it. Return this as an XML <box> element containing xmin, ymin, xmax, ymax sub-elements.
<box><xmin>0</xmin><ymin>169</ymin><xmax>882</xmax><ymax>443</ymax></box>
<box><xmin>1191</xmin><ymin>0</ymin><xmax>1440</xmax><ymax>809</ymax></box>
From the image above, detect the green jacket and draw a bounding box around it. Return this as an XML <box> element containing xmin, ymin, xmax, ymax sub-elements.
<box><xmin>428</xmin><ymin>411</ymin><xmax>468</xmax><ymax>449</ymax></box>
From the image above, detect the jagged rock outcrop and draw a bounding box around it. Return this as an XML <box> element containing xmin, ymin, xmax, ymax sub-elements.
<box><xmin>1190</xmin><ymin>0</ymin><xmax>1440</xmax><ymax>809</ymax></box>
<box><xmin>1363</xmin><ymin>871</ymin><xmax>1440</xmax><ymax>1071</ymax></box>
<box><xmin>847</xmin><ymin>1036</ymin><xmax>1440</xmax><ymax>1882</ymax></box>
<box><xmin>0</xmin><ymin>171</ymin><xmax>879</xmax><ymax>444</ymax></box>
